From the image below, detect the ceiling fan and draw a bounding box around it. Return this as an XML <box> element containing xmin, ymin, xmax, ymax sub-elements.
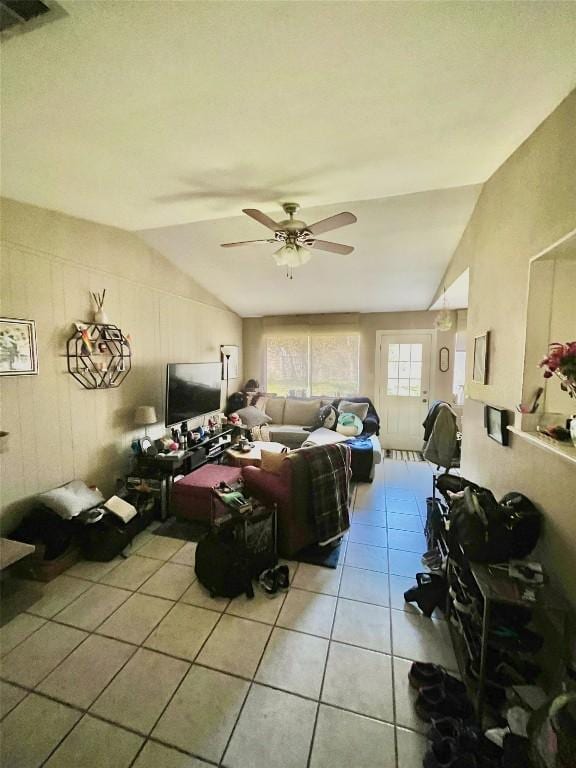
<box><xmin>220</xmin><ymin>203</ymin><xmax>357</xmax><ymax>278</ymax></box>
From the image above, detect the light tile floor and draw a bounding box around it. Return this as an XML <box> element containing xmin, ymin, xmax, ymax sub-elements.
<box><xmin>0</xmin><ymin>459</ymin><xmax>452</xmax><ymax>767</ymax></box>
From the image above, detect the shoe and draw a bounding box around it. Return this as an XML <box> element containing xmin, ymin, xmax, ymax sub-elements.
<box><xmin>423</xmin><ymin>738</ymin><xmax>477</xmax><ymax>768</ymax></box>
<box><xmin>467</xmin><ymin>658</ymin><xmax>526</xmax><ymax>689</ymax></box>
<box><xmin>258</xmin><ymin>568</ymin><xmax>279</xmax><ymax>596</ymax></box>
<box><xmin>449</xmin><ymin>587</ymin><xmax>478</xmax><ymax>616</ymax></box>
<box><xmin>275</xmin><ymin>564</ymin><xmax>290</xmax><ymax>590</ymax></box>
<box><xmin>488</xmin><ymin>625</ymin><xmax>543</xmax><ymax>653</ymax></box>
<box><xmin>404</xmin><ymin>572</ymin><xmax>448</xmax><ymax>617</ymax></box>
<box><xmin>429</xmin><ymin>717</ymin><xmax>480</xmax><ymax>752</ymax></box>
<box><xmin>409</xmin><ymin>662</ymin><xmax>467</xmax><ymax>695</ymax></box>
<box><xmin>415</xmin><ymin>683</ymin><xmax>474</xmax><ymax>722</ymax></box>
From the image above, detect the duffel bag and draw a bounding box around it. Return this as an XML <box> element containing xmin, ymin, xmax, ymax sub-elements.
<box><xmin>449</xmin><ymin>487</ymin><xmax>541</xmax><ymax>563</ymax></box>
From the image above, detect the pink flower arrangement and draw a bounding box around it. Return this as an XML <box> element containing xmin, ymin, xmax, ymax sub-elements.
<box><xmin>539</xmin><ymin>342</ymin><xmax>576</xmax><ymax>398</ymax></box>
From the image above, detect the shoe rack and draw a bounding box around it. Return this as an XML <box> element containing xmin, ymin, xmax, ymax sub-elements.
<box><xmin>433</xmin><ymin>476</ymin><xmax>569</xmax><ymax>725</ymax></box>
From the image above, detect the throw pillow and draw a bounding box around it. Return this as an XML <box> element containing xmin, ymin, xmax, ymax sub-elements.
<box><xmin>260</xmin><ymin>448</ymin><xmax>288</xmax><ymax>474</ymax></box>
<box><xmin>336</xmin><ymin>412</ymin><xmax>363</xmax><ymax>437</ymax></box>
<box><xmin>235</xmin><ymin>405</ymin><xmax>273</xmax><ymax>428</ymax></box>
<box><xmin>337</xmin><ymin>399</ymin><xmax>369</xmax><ymax>422</ymax></box>
<box><xmin>38</xmin><ymin>480</ymin><xmax>105</xmax><ymax>520</ymax></box>
<box><xmin>265</xmin><ymin>396</ymin><xmax>286</xmax><ymax>424</ymax></box>
<box><xmin>313</xmin><ymin>404</ymin><xmax>338</xmax><ymax>430</ymax></box>
<box><xmin>283</xmin><ymin>398</ymin><xmax>321</xmax><ymax>427</ymax></box>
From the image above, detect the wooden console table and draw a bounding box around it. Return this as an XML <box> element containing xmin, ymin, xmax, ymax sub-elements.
<box><xmin>0</xmin><ymin>538</ymin><xmax>35</xmax><ymax>571</ymax></box>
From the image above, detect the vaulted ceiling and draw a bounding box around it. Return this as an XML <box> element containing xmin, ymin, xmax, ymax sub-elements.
<box><xmin>2</xmin><ymin>1</ymin><xmax>575</xmax><ymax>315</ymax></box>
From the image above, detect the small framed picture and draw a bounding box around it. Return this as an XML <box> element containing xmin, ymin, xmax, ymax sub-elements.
<box><xmin>473</xmin><ymin>331</ymin><xmax>490</xmax><ymax>384</ymax></box>
<box><xmin>0</xmin><ymin>318</ymin><xmax>38</xmax><ymax>376</ymax></box>
<box><xmin>484</xmin><ymin>405</ymin><xmax>510</xmax><ymax>446</ymax></box>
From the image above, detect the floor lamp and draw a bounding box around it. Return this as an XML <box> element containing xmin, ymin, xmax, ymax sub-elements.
<box><xmin>224</xmin><ymin>353</ymin><xmax>231</xmax><ymax>402</ymax></box>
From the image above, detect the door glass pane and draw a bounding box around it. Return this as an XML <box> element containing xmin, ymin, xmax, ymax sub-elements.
<box><xmin>388</xmin><ymin>344</ymin><xmax>399</xmax><ymax>362</ymax></box>
<box><xmin>411</xmin><ymin>344</ymin><xmax>422</xmax><ymax>362</ymax></box>
<box><xmin>387</xmin><ymin>380</ymin><xmax>399</xmax><ymax>395</ymax></box>
<box><xmin>409</xmin><ymin>380</ymin><xmax>421</xmax><ymax>396</ymax></box>
<box><xmin>398</xmin><ymin>379</ymin><xmax>410</xmax><ymax>396</ymax></box>
<box><xmin>410</xmin><ymin>362</ymin><xmax>421</xmax><ymax>379</ymax></box>
<box><xmin>388</xmin><ymin>362</ymin><xmax>399</xmax><ymax>379</ymax></box>
<box><xmin>399</xmin><ymin>344</ymin><xmax>411</xmax><ymax>361</ymax></box>
<box><xmin>399</xmin><ymin>361</ymin><xmax>410</xmax><ymax>378</ymax></box>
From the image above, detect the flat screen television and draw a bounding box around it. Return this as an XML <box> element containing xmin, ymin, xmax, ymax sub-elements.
<box><xmin>165</xmin><ymin>362</ymin><xmax>222</xmax><ymax>427</ymax></box>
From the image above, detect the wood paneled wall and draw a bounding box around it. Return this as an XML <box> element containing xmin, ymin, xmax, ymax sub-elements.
<box><xmin>0</xmin><ymin>199</ymin><xmax>242</xmax><ymax>532</ymax></box>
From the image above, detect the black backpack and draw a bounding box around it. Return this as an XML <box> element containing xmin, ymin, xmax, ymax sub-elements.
<box><xmin>195</xmin><ymin>528</ymin><xmax>255</xmax><ymax>599</ymax></box>
<box><xmin>449</xmin><ymin>487</ymin><xmax>541</xmax><ymax>563</ymax></box>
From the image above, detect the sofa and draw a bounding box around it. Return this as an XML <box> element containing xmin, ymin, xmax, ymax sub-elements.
<box><xmin>253</xmin><ymin>395</ymin><xmax>382</xmax><ymax>481</ymax></box>
<box><xmin>242</xmin><ymin>446</ymin><xmax>349</xmax><ymax>558</ymax></box>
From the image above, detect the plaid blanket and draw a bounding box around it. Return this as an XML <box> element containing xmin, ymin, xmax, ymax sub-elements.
<box><xmin>304</xmin><ymin>443</ymin><xmax>352</xmax><ymax>545</ymax></box>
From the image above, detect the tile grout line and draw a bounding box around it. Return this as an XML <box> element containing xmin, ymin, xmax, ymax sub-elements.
<box><xmin>4</xmin><ymin>474</ymin><xmax>440</xmax><ymax>765</ymax></box>
<box><xmin>3</xmin><ymin>666</ymin><xmax>429</xmax><ymax>740</ymax></box>
<box><xmin>218</xmin><ymin>562</ymin><xmax>297</xmax><ymax>768</ymax></box>
<box><xmin>304</xmin><ymin>563</ymin><xmax>340</xmax><ymax>768</ymax></box>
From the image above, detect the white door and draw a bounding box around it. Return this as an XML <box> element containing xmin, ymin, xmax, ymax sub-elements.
<box><xmin>376</xmin><ymin>332</ymin><xmax>432</xmax><ymax>450</ymax></box>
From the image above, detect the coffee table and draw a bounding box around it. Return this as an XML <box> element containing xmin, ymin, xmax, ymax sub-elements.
<box><xmin>226</xmin><ymin>440</ymin><xmax>289</xmax><ymax>468</ymax></box>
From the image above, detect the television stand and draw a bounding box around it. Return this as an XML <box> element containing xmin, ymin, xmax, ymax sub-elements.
<box><xmin>133</xmin><ymin>425</ymin><xmax>249</xmax><ymax>517</ymax></box>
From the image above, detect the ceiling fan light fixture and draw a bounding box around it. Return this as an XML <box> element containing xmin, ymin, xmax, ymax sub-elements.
<box><xmin>273</xmin><ymin>243</ymin><xmax>311</xmax><ymax>268</ymax></box>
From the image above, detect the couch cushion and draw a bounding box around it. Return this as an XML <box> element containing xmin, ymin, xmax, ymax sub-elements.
<box><xmin>265</xmin><ymin>397</ymin><xmax>286</xmax><ymax>423</ymax></box>
<box><xmin>283</xmin><ymin>398</ymin><xmax>321</xmax><ymax>426</ymax></box>
<box><xmin>302</xmin><ymin>427</ymin><xmax>349</xmax><ymax>447</ymax></box>
<box><xmin>260</xmin><ymin>449</ymin><xmax>288</xmax><ymax>475</ymax></box>
<box><xmin>235</xmin><ymin>405</ymin><xmax>272</xmax><ymax>428</ymax></box>
<box><xmin>268</xmin><ymin>425</ymin><xmax>309</xmax><ymax>450</ymax></box>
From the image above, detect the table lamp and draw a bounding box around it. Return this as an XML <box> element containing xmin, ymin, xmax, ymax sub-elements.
<box><xmin>134</xmin><ymin>405</ymin><xmax>157</xmax><ymax>436</ymax></box>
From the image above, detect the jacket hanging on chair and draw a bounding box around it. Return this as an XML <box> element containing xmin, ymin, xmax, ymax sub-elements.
<box><xmin>422</xmin><ymin>402</ymin><xmax>459</xmax><ymax>469</ymax></box>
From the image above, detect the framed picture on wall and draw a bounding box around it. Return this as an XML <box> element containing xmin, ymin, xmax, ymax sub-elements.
<box><xmin>473</xmin><ymin>331</ymin><xmax>490</xmax><ymax>384</ymax></box>
<box><xmin>0</xmin><ymin>318</ymin><xmax>38</xmax><ymax>376</ymax></box>
<box><xmin>220</xmin><ymin>345</ymin><xmax>239</xmax><ymax>380</ymax></box>
<box><xmin>484</xmin><ymin>404</ymin><xmax>510</xmax><ymax>446</ymax></box>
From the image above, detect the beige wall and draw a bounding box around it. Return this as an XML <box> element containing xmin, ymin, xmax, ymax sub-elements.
<box><xmin>243</xmin><ymin>310</ymin><xmax>457</xmax><ymax>406</ymax></box>
<box><xmin>0</xmin><ymin>199</ymin><xmax>242</xmax><ymax>532</ymax></box>
<box><xmin>436</xmin><ymin>90</ymin><xmax>576</xmax><ymax>608</ymax></box>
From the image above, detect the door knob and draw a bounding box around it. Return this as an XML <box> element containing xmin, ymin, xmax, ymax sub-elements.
<box><xmin>422</xmin><ymin>399</ymin><xmax>428</xmax><ymax>403</ymax></box>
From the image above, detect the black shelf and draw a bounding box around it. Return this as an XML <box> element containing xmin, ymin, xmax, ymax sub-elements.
<box><xmin>66</xmin><ymin>323</ymin><xmax>131</xmax><ymax>389</ymax></box>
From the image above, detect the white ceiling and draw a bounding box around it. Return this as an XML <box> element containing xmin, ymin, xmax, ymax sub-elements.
<box><xmin>1</xmin><ymin>1</ymin><xmax>575</xmax><ymax>315</ymax></box>
<box><xmin>139</xmin><ymin>187</ymin><xmax>481</xmax><ymax>316</ymax></box>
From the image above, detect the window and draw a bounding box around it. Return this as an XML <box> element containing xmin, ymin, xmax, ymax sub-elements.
<box><xmin>387</xmin><ymin>343</ymin><xmax>422</xmax><ymax>397</ymax></box>
<box><xmin>265</xmin><ymin>333</ymin><xmax>360</xmax><ymax>397</ymax></box>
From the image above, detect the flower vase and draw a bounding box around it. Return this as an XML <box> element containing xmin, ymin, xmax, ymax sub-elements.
<box><xmin>94</xmin><ymin>309</ymin><xmax>109</xmax><ymax>325</ymax></box>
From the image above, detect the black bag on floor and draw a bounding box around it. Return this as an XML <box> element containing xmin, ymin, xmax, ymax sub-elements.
<box><xmin>449</xmin><ymin>487</ymin><xmax>541</xmax><ymax>563</ymax></box>
<box><xmin>434</xmin><ymin>473</ymin><xmax>482</xmax><ymax>506</ymax></box>
<box><xmin>81</xmin><ymin>493</ymin><xmax>154</xmax><ymax>561</ymax></box>
<box><xmin>195</xmin><ymin>528</ymin><xmax>255</xmax><ymax>599</ymax></box>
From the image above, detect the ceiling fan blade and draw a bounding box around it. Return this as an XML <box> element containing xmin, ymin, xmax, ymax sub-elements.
<box><xmin>220</xmin><ymin>239</ymin><xmax>275</xmax><ymax>248</ymax></box>
<box><xmin>311</xmin><ymin>239</ymin><xmax>354</xmax><ymax>255</ymax></box>
<box><xmin>307</xmin><ymin>212</ymin><xmax>357</xmax><ymax>236</ymax></box>
<box><xmin>242</xmin><ymin>208</ymin><xmax>281</xmax><ymax>231</ymax></box>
